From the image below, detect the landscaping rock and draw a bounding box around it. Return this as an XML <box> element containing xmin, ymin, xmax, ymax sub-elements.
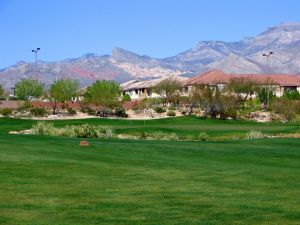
<box><xmin>79</xmin><ymin>140</ymin><xmax>90</xmax><ymax>146</ymax></box>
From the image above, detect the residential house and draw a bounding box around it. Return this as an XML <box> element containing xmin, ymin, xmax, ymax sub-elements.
<box><xmin>121</xmin><ymin>75</ymin><xmax>188</xmax><ymax>100</ymax></box>
<box><xmin>184</xmin><ymin>70</ymin><xmax>300</xmax><ymax>97</ymax></box>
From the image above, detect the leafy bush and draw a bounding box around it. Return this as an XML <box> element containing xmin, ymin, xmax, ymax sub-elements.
<box><xmin>122</xmin><ymin>94</ymin><xmax>131</xmax><ymax>102</ymax></box>
<box><xmin>1</xmin><ymin>108</ymin><xmax>12</xmax><ymax>116</ymax></box>
<box><xmin>154</xmin><ymin>106</ymin><xmax>166</xmax><ymax>114</ymax></box>
<box><xmin>30</xmin><ymin>107</ymin><xmax>47</xmax><ymax>117</ymax></box>
<box><xmin>167</xmin><ymin>110</ymin><xmax>176</xmax><ymax>117</ymax></box>
<box><xmin>114</xmin><ymin>107</ymin><xmax>128</xmax><ymax>118</ymax></box>
<box><xmin>67</xmin><ymin>108</ymin><xmax>77</xmax><ymax>115</ymax></box>
<box><xmin>198</xmin><ymin>132</ymin><xmax>209</xmax><ymax>141</ymax></box>
<box><xmin>246</xmin><ymin>130</ymin><xmax>263</xmax><ymax>139</ymax></box>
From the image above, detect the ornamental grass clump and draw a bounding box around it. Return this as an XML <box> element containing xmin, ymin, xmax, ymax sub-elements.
<box><xmin>246</xmin><ymin>130</ymin><xmax>264</xmax><ymax>139</ymax></box>
<box><xmin>185</xmin><ymin>134</ymin><xmax>196</xmax><ymax>141</ymax></box>
<box><xmin>169</xmin><ymin>132</ymin><xmax>179</xmax><ymax>141</ymax></box>
<box><xmin>32</xmin><ymin>122</ymin><xmax>58</xmax><ymax>136</ymax></box>
<box><xmin>31</xmin><ymin>122</ymin><xmax>113</xmax><ymax>139</ymax></box>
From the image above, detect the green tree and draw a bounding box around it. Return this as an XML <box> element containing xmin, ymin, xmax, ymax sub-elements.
<box><xmin>256</xmin><ymin>78</ymin><xmax>277</xmax><ymax>108</ymax></box>
<box><xmin>226</xmin><ymin>77</ymin><xmax>259</xmax><ymax>104</ymax></box>
<box><xmin>153</xmin><ymin>78</ymin><xmax>182</xmax><ymax>105</ymax></box>
<box><xmin>15</xmin><ymin>79</ymin><xmax>44</xmax><ymax>100</ymax></box>
<box><xmin>84</xmin><ymin>80</ymin><xmax>121</xmax><ymax>116</ymax></box>
<box><xmin>257</xmin><ymin>87</ymin><xmax>276</xmax><ymax>108</ymax></box>
<box><xmin>50</xmin><ymin>79</ymin><xmax>79</xmax><ymax>114</ymax></box>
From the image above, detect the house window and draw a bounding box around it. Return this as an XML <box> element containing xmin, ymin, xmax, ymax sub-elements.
<box><xmin>284</xmin><ymin>86</ymin><xmax>297</xmax><ymax>92</ymax></box>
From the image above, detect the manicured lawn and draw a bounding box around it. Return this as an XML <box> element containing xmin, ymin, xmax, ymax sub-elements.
<box><xmin>0</xmin><ymin>117</ymin><xmax>300</xmax><ymax>224</ymax></box>
<box><xmin>1</xmin><ymin>116</ymin><xmax>300</xmax><ymax>139</ymax></box>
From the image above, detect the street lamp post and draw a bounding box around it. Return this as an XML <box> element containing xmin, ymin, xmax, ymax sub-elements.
<box><xmin>262</xmin><ymin>51</ymin><xmax>273</xmax><ymax>73</ymax></box>
<box><xmin>262</xmin><ymin>51</ymin><xmax>274</xmax><ymax>107</ymax></box>
<box><xmin>32</xmin><ymin>48</ymin><xmax>41</xmax><ymax>80</ymax></box>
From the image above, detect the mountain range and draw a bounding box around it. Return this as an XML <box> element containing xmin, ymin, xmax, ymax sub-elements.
<box><xmin>1</xmin><ymin>22</ymin><xmax>300</xmax><ymax>89</ymax></box>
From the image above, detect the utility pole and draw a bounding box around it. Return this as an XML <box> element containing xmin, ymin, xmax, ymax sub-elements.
<box><xmin>32</xmin><ymin>48</ymin><xmax>40</xmax><ymax>80</ymax></box>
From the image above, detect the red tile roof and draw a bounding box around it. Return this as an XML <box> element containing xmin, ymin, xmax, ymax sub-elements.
<box><xmin>185</xmin><ymin>70</ymin><xmax>300</xmax><ymax>87</ymax></box>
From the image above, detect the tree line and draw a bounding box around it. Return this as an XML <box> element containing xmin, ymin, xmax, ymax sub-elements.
<box><xmin>0</xmin><ymin>76</ymin><xmax>300</xmax><ymax>121</ymax></box>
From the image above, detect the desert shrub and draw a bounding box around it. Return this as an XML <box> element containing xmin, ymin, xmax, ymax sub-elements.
<box><xmin>17</xmin><ymin>101</ymin><xmax>32</xmax><ymax>111</ymax></box>
<box><xmin>270</xmin><ymin>99</ymin><xmax>300</xmax><ymax>121</ymax></box>
<box><xmin>32</xmin><ymin>122</ymin><xmax>57</xmax><ymax>136</ymax></box>
<box><xmin>198</xmin><ymin>132</ymin><xmax>209</xmax><ymax>141</ymax></box>
<box><xmin>30</xmin><ymin>107</ymin><xmax>47</xmax><ymax>117</ymax></box>
<box><xmin>181</xmin><ymin>110</ymin><xmax>187</xmax><ymax>115</ymax></box>
<box><xmin>168</xmin><ymin>105</ymin><xmax>176</xmax><ymax>111</ymax></box>
<box><xmin>154</xmin><ymin>106</ymin><xmax>166</xmax><ymax>114</ymax></box>
<box><xmin>97</xmin><ymin>108</ymin><xmax>113</xmax><ymax>117</ymax></box>
<box><xmin>246</xmin><ymin>130</ymin><xmax>263</xmax><ymax>139</ymax></box>
<box><xmin>67</xmin><ymin>108</ymin><xmax>77</xmax><ymax>115</ymax></box>
<box><xmin>85</xmin><ymin>107</ymin><xmax>96</xmax><ymax>115</ymax></box>
<box><xmin>1</xmin><ymin>108</ymin><xmax>12</xmax><ymax>116</ymax></box>
<box><xmin>122</xmin><ymin>94</ymin><xmax>131</xmax><ymax>102</ymax></box>
<box><xmin>114</xmin><ymin>107</ymin><xmax>128</xmax><ymax>118</ymax></box>
<box><xmin>167</xmin><ymin>110</ymin><xmax>176</xmax><ymax>117</ymax></box>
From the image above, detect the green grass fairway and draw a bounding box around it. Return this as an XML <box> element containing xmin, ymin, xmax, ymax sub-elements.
<box><xmin>0</xmin><ymin>117</ymin><xmax>300</xmax><ymax>224</ymax></box>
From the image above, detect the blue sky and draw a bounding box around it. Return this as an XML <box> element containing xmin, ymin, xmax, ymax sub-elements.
<box><xmin>0</xmin><ymin>0</ymin><xmax>300</xmax><ymax>69</ymax></box>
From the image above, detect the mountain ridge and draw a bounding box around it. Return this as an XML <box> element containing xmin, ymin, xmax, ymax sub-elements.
<box><xmin>1</xmin><ymin>22</ymin><xmax>300</xmax><ymax>89</ymax></box>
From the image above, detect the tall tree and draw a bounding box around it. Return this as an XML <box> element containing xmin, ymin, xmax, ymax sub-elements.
<box><xmin>226</xmin><ymin>77</ymin><xmax>259</xmax><ymax>103</ymax></box>
<box><xmin>15</xmin><ymin>79</ymin><xmax>44</xmax><ymax>100</ymax></box>
<box><xmin>84</xmin><ymin>80</ymin><xmax>121</xmax><ymax>115</ymax></box>
<box><xmin>50</xmin><ymin>78</ymin><xmax>79</xmax><ymax>114</ymax></box>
